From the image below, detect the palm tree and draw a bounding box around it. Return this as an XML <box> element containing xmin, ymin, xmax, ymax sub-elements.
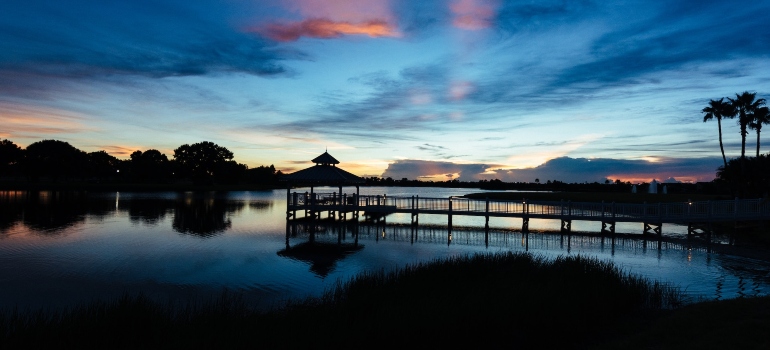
<box><xmin>702</xmin><ymin>98</ymin><xmax>735</xmax><ymax>168</ymax></box>
<box><xmin>727</xmin><ymin>91</ymin><xmax>766</xmax><ymax>160</ymax></box>
<box><xmin>749</xmin><ymin>106</ymin><xmax>770</xmax><ymax>157</ymax></box>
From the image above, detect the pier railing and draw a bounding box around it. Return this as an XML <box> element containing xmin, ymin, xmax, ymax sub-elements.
<box><xmin>287</xmin><ymin>193</ymin><xmax>770</xmax><ymax>223</ymax></box>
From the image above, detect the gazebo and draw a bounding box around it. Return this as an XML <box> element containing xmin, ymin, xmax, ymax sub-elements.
<box><xmin>281</xmin><ymin>151</ymin><xmax>365</xmax><ymax>220</ymax></box>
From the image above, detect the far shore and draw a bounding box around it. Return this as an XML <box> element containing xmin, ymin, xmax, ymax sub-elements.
<box><xmin>463</xmin><ymin>191</ymin><xmax>735</xmax><ymax>203</ymax></box>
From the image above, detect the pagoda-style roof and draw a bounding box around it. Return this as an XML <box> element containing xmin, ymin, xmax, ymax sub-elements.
<box><xmin>282</xmin><ymin>151</ymin><xmax>365</xmax><ymax>184</ymax></box>
<box><xmin>312</xmin><ymin>151</ymin><xmax>339</xmax><ymax>165</ymax></box>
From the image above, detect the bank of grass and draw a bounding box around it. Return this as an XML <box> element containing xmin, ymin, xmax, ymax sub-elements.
<box><xmin>2</xmin><ymin>252</ymin><xmax>765</xmax><ymax>348</ymax></box>
<box><xmin>465</xmin><ymin>191</ymin><xmax>731</xmax><ymax>203</ymax></box>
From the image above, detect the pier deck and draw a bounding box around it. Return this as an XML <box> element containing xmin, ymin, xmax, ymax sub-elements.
<box><xmin>286</xmin><ymin>192</ymin><xmax>770</xmax><ymax>235</ymax></box>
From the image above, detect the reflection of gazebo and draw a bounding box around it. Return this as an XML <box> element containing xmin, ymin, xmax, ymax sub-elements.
<box><xmin>282</xmin><ymin>151</ymin><xmax>365</xmax><ymax>220</ymax></box>
<box><xmin>277</xmin><ymin>240</ymin><xmax>363</xmax><ymax>277</ymax></box>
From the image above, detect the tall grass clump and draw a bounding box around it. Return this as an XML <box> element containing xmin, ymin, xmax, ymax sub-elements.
<box><xmin>277</xmin><ymin>252</ymin><xmax>682</xmax><ymax>347</ymax></box>
<box><xmin>1</xmin><ymin>252</ymin><xmax>682</xmax><ymax>349</ymax></box>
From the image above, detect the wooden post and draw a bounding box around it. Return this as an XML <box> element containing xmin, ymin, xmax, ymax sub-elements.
<box><xmin>448</xmin><ymin>196</ymin><xmax>453</xmax><ymax>228</ymax></box>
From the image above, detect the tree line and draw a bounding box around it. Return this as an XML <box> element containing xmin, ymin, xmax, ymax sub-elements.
<box><xmin>702</xmin><ymin>90</ymin><xmax>769</xmax><ymax>196</ymax></box>
<box><xmin>0</xmin><ymin>139</ymin><xmax>281</xmax><ymax>186</ymax></box>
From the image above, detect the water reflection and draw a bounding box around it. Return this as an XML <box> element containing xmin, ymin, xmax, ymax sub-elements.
<box><xmin>1</xmin><ymin>190</ymin><xmax>768</xmax><ymax>312</ymax></box>
<box><xmin>280</xmin><ymin>220</ymin><xmax>363</xmax><ymax>277</ymax></box>
<box><xmin>172</xmin><ymin>194</ymin><xmax>245</xmax><ymax>237</ymax></box>
<box><xmin>127</xmin><ymin>198</ymin><xmax>171</xmax><ymax>225</ymax></box>
<box><xmin>0</xmin><ymin>191</ymin><xmax>114</xmax><ymax>234</ymax></box>
<box><xmin>0</xmin><ymin>191</ymin><xmax>272</xmax><ymax>236</ymax></box>
<box><xmin>282</xmin><ymin>219</ymin><xmax>770</xmax><ymax>301</ymax></box>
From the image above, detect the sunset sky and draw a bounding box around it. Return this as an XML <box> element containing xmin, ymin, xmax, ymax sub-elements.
<box><xmin>2</xmin><ymin>0</ymin><xmax>769</xmax><ymax>183</ymax></box>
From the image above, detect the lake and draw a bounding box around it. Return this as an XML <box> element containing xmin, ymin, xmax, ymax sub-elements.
<box><xmin>1</xmin><ymin>187</ymin><xmax>769</xmax><ymax>311</ymax></box>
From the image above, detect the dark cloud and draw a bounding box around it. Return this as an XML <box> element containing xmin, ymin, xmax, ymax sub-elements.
<box><xmin>381</xmin><ymin>156</ymin><xmax>722</xmax><ymax>183</ymax></box>
<box><xmin>548</xmin><ymin>1</ymin><xmax>770</xmax><ymax>89</ymax></box>
<box><xmin>266</xmin><ymin>63</ymin><xmax>461</xmax><ymax>137</ymax></box>
<box><xmin>0</xmin><ymin>0</ymin><xmax>293</xmax><ymax>84</ymax></box>
<box><xmin>382</xmin><ymin>160</ymin><xmax>493</xmax><ymax>181</ymax></box>
<box><xmin>493</xmin><ymin>156</ymin><xmax>721</xmax><ymax>183</ymax></box>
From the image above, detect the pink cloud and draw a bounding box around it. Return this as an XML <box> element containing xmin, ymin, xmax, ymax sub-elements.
<box><xmin>286</xmin><ymin>0</ymin><xmax>395</xmax><ymax>22</ymax></box>
<box><xmin>258</xmin><ymin>18</ymin><xmax>398</xmax><ymax>42</ymax></box>
<box><xmin>449</xmin><ymin>80</ymin><xmax>475</xmax><ymax>100</ymax></box>
<box><xmin>450</xmin><ymin>0</ymin><xmax>500</xmax><ymax>30</ymax></box>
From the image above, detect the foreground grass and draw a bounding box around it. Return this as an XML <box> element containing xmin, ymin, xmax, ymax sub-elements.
<box><xmin>4</xmin><ymin>252</ymin><xmax>764</xmax><ymax>349</ymax></box>
<box><xmin>465</xmin><ymin>191</ymin><xmax>731</xmax><ymax>203</ymax></box>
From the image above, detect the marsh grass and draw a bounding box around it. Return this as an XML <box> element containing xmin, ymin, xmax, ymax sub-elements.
<box><xmin>1</xmin><ymin>252</ymin><xmax>683</xmax><ymax>348</ymax></box>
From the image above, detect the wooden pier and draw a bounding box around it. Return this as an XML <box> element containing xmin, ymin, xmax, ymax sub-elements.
<box><xmin>286</xmin><ymin>191</ymin><xmax>770</xmax><ymax>236</ymax></box>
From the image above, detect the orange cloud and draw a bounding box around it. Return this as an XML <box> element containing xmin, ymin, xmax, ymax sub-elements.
<box><xmin>0</xmin><ymin>103</ymin><xmax>94</xmax><ymax>138</ymax></box>
<box><xmin>258</xmin><ymin>18</ymin><xmax>399</xmax><ymax>42</ymax></box>
<box><xmin>97</xmin><ymin>145</ymin><xmax>146</xmax><ymax>158</ymax></box>
<box><xmin>450</xmin><ymin>0</ymin><xmax>499</xmax><ymax>30</ymax></box>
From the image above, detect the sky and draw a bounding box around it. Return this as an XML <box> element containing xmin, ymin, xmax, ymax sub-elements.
<box><xmin>2</xmin><ymin>0</ymin><xmax>769</xmax><ymax>184</ymax></box>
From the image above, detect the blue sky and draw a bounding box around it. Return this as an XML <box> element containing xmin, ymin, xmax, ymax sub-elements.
<box><xmin>2</xmin><ymin>0</ymin><xmax>769</xmax><ymax>183</ymax></box>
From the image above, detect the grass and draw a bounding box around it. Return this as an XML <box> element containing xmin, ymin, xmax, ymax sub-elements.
<box><xmin>2</xmin><ymin>252</ymin><xmax>767</xmax><ymax>349</ymax></box>
<box><xmin>464</xmin><ymin>191</ymin><xmax>732</xmax><ymax>203</ymax></box>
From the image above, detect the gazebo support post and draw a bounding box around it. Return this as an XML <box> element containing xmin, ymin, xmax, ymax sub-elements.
<box><xmin>355</xmin><ymin>186</ymin><xmax>360</xmax><ymax>220</ymax></box>
<box><xmin>310</xmin><ymin>186</ymin><xmax>315</xmax><ymax>220</ymax></box>
<box><xmin>286</xmin><ymin>184</ymin><xmax>292</xmax><ymax>220</ymax></box>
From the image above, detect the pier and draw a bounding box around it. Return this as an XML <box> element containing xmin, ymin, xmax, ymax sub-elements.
<box><xmin>286</xmin><ymin>191</ymin><xmax>770</xmax><ymax>236</ymax></box>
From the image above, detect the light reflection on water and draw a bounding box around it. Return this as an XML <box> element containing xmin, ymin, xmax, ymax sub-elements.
<box><xmin>0</xmin><ymin>187</ymin><xmax>768</xmax><ymax>311</ymax></box>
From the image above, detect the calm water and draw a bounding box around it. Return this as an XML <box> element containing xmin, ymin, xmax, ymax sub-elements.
<box><xmin>1</xmin><ymin>187</ymin><xmax>769</xmax><ymax>311</ymax></box>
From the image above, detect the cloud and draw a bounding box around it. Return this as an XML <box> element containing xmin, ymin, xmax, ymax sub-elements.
<box><xmin>0</xmin><ymin>102</ymin><xmax>94</xmax><ymax>140</ymax></box>
<box><xmin>0</xmin><ymin>0</ymin><xmax>293</xmax><ymax>82</ymax></box>
<box><xmin>450</xmin><ymin>0</ymin><xmax>500</xmax><ymax>30</ymax></box>
<box><xmin>381</xmin><ymin>156</ymin><xmax>722</xmax><ymax>183</ymax></box>
<box><xmin>257</xmin><ymin>18</ymin><xmax>399</xmax><ymax>42</ymax></box>
<box><xmin>382</xmin><ymin>159</ymin><xmax>493</xmax><ymax>181</ymax></box>
<box><xmin>496</xmin><ymin>156</ymin><xmax>721</xmax><ymax>183</ymax></box>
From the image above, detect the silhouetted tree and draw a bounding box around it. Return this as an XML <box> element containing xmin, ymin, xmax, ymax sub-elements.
<box><xmin>214</xmin><ymin>160</ymin><xmax>247</xmax><ymax>184</ymax></box>
<box><xmin>87</xmin><ymin>151</ymin><xmax>122</xmax><ymax>181</ymax></box>
<box><xmin>717</xmin><ymin>154</ymin><xmax>770</xmax><ymax>197</ymax></box>
<box><xmin>24</xmin><ymin>140</ymin><xmax>88</xmax><ymax>181</ymax></box>
<box><xmin>173</xmin><ymin>141</ymin><xmax>234</xmax><ymax>185</ymax></box>
<box><xmin>728</xmin><ymin>91</ymin><xmax>766</xmax><ymax>163</ymax></box>
<box><xmin>0</xmin><ymin>139</ymin><xmax>23</xmax><ymax>177</ymax></box>
<box><xmin>244</xmin><ymin>164</ymin><xmax>279</xmax><ymax>185</ymax></box>
<box><xmin>130</xmin><ymin>149</ymin><xmax>171</xmax><ymax>182</ymax></box>
<box><xmin>749</xmin><ymin>106</ymin><xmax>770</xmax><ymax>157</ymax></box>
<box><xmin>702</xmin><ymin>98</ymin><xmax>735</xmax><ymax>168</ymax></box>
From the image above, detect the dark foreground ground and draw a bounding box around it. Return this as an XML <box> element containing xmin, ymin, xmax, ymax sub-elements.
<box><xmin>1</xmin><ymin>252</ymin><xmax>767</xmax><ymax>349</ymax></box>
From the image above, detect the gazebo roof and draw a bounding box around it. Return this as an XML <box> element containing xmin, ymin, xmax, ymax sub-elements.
<box><xmin>281</xmin><ymin>151</ymin><xmax>365</xmax><ymax>184</ymax></box>
<box><xmin>312</xmin><ymin>151</ymin><xmax>339</xmax><ymax>165</ymax></box>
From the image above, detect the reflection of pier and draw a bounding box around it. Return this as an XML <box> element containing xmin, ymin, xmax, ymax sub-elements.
<box><xmin>283</xmin><ymin>219</ymin><xmax>719</xmax><ymax>257</ymax></box>
<box><xmin>287</xmin><ymin>193</ymin><xmax>770</xmax><ymax>236</ymax></box>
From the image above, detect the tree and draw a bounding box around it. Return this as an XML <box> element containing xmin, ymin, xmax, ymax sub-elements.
<box><xmin>87</xmin><ymin>151</ymin><xmax>122</xmax><ymax>180</ymax></box>
<box><xmin>702</xmin><ymin>98</ymin><xmax>735</xmax><ymax>168</ymax></box>
<box><xmin>173</xmin><ymin>141</ymin><xmax>234</xmax><ymax>185</ymax></box>
<box><xmin>717</xmin><ymin>154</ymin><xmax>770</xmax><ymax>197</ymax></box>
<box><xmin>245</xmin><ymin>164</ymin><xmax>279</xmax><ymax>185</ymax></box>
<box><xmin>24</xmin><ymin>140</ymin><xmax>88</xmax><ymax>181</ymax></box>
<box><xmin>130</xmin><ymin>149</ymin><xmax>171</xmax><ymax>182</ymax></box>
<box><xmin>727</xmin><ymin>91</ymin><xmax>766</xmax><ymax>161</ymax></box>
<box><xmin>749</xmin><ymin>106</ymin><xmax>770</xmax><ymax>157</ymax></box>
<box><xmin>0</xmin><ymin>139</ymin><xmax>23</xmax><ymax>177</ymax></box>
